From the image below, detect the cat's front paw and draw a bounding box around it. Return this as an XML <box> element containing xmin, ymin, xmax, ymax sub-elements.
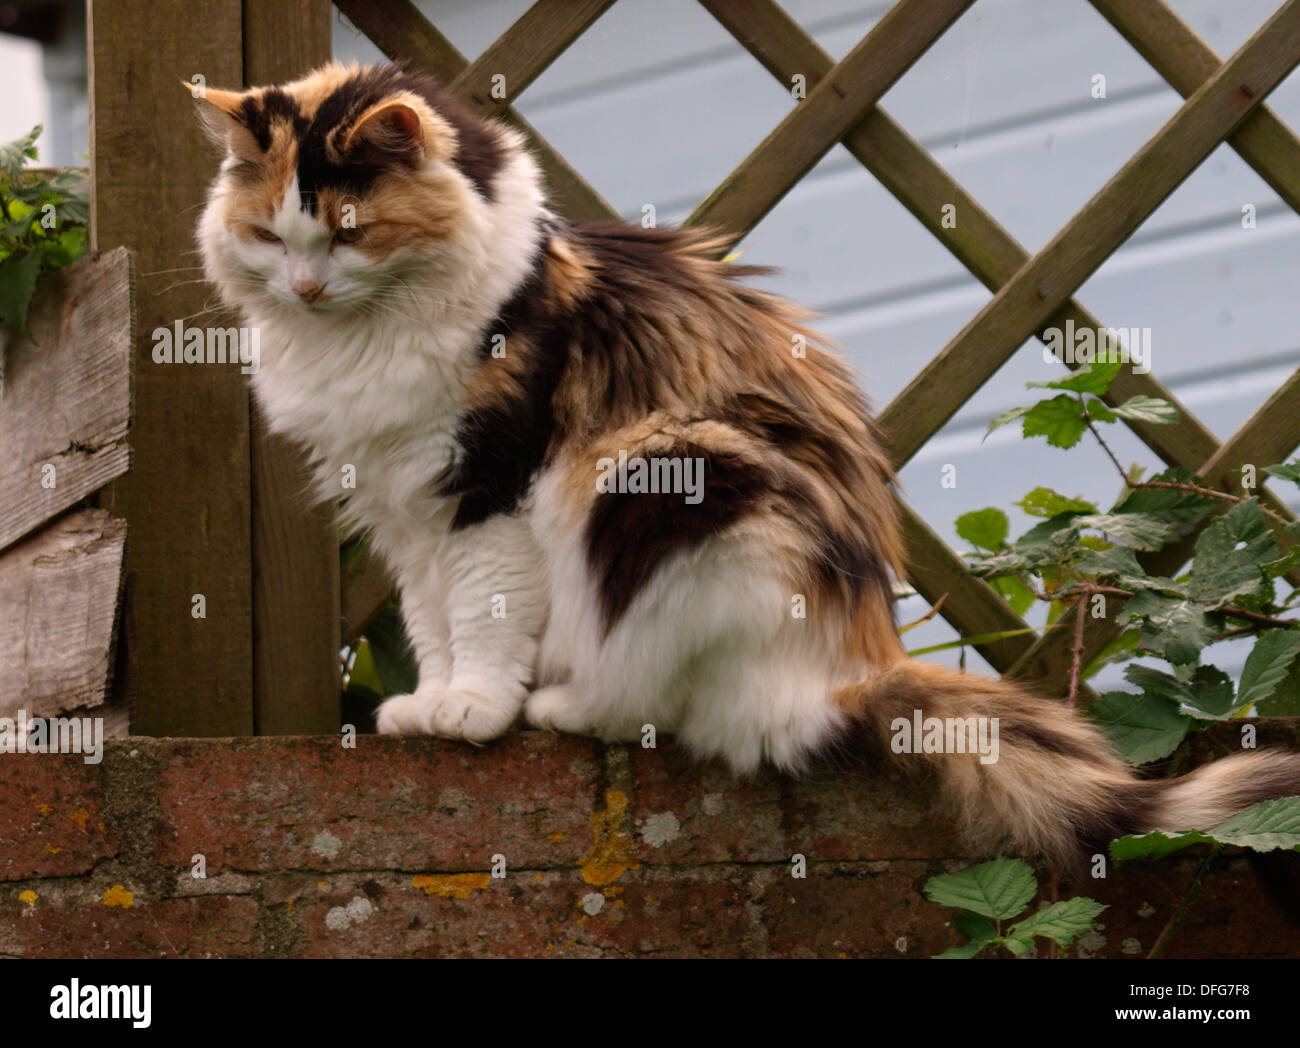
<box><xmin>376</xmin><ymin>687</ymin><xmax>518</xmax><ymax>743</ymax></box>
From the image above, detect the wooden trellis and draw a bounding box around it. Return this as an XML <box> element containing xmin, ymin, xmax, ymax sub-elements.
<box><xmin>335</xmin><ymin>0</ymin><xmax>1300</xmax><ymax>707</ymax></box>
<box><xmin>85</xmin><ymin>0</ymin><xmax>1300</xmax><ymax>734</ymax></box>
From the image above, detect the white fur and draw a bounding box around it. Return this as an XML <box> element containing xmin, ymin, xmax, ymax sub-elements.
<box><xmin>200</xmin><ymin>109</ymin><xmax>850</xmax><ymax>770</ymax></box>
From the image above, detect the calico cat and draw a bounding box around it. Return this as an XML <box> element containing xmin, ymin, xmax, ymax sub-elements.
<box><xmin>194</xmin><ymin>62</ymin><xmax>1299</xmax><ymax>868</ymax></box>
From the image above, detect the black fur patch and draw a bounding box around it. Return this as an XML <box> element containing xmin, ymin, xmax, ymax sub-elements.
<box><xmin>1000</xmin><ymin>720</ymin><xmax>1100</xmax><ymax>764</ymax></box>
<box><xmin>441</xmin><ymin>233</ymin><xmax>562</xmax><ymax>528</ymax></box>
<box><xmin>240</xmin><ymin>88</ymin><xmax>308</xmax><ymax>152</ymax></box>
<box><xmin>295</xmin><ymin>65</ymin><xmax>503</xmax><ymax>213</ymax></box>
<box><xmin>585</xmin><ymin>444</ymin><xmax>770</xmax><ymax>632</ymax></box>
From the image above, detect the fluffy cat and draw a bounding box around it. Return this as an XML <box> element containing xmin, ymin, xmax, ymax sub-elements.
<box><xmin>194</xmin><ymin>62</ymin><xmax>1299</xmax><ymax>868</ymax></box>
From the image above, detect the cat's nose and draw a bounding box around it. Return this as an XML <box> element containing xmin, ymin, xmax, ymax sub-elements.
<box><xmin>292</xmin><ymin>280</ymin><xmax>326</xmax><ymax>303</ymax></box>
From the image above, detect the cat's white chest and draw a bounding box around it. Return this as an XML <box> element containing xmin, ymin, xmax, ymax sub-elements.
<box><xmin>250</xmin><ymin>311</ymin><xmax>476</xmax><ymax>526</ymax></box>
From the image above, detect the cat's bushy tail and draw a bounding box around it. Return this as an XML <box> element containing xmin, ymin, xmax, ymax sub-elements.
<box><xmin>833</xmin><ymin>661</ymin><xmax>1300</xmax><ymax>869</ymax></box>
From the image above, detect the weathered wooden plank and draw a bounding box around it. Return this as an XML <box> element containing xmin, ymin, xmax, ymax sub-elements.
<box><xmin>245</xmin><ymin>0</ymin><xmax>340</xmax><ymax>735</ymax></box>
<box><xmin>687</xmin><ymin>0</ymin><xmax>974</xmax><ymax>246</ymax></box>
<box><xmin>89</xmin><ymin>0</ymin><xmax>253</xmax><ymax>736</ymax></box>
<box><xmin>334</xmin><ymin>0</ymin><xmax>617</xmax><ymax>221</ymax></box>
<box><xmin>0</xmin><ymin>249</ymin><xmax>133</xmax><ymax>552</ymax></box>
<box><xmin>0</xmin><ymin>509</ymin><xmax>126</xmax><ymax>718</ymax></box>
<box><xmin>449</xmin><ymin>0</ymin><xmax>616</xmax><ymax>118</ymax></box>
<box><xmin>876</xmin><ymin>0</ymin><xmax>1300</xmax><ymax>470</ymax></box>
<box><xmin>1092</xmin><ymin>0</ymin><xmax>1300</xmax><ymax>215</ymax></box>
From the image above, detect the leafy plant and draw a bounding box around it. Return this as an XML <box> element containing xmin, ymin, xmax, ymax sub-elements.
<box><xmin>924</xmin><ymin>856</ymin><xmax>1105</xmax><ymax>958</ymax></box>
<box><xmin>0</xmin><ymin>125</ymin><xmax>89</xmax><ymax>338</ymax></box>
<box><xmin>942</xmin><ymin>360</ymin><xmax>1300</xmax><ymax>764</ymax></box>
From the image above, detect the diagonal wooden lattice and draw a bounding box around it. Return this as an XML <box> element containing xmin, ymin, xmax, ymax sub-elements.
<box><xmin>334</xmin><ymin>0</ymin><xmax>1300</xmax><ymax>701</ymax></box>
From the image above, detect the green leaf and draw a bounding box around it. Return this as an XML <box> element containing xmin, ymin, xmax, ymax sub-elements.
<box><xmin>991</xmin><ymin>574</ymin><xmax>1037</xmax><ymax>617</ymax></box>
<box><xmin>0</xmin><ymin>247</ymin><xmax>41</xmax><ymax>336</ymax></box>
<box><xmin>1186</xmin><ymin>499</ymin><xmax>1274</xmax><ymax>604</ymax></box>
<box><xmin>1022</xmin><ymin>395</ymin><xmax>1088</xmax><ymax>448</ymax></box>
<box><xmin>1262</xmin><ymin>546</ymin><xmax>1300</xmax><ymax>580</ymax></box>
<box><xmin>1257</xmin><ymin>649</ymin><xmax>1300</xmax><ymax>716</ymax></box>
<box><xmin>1074</xmin><ymin>512</ymin><xmax>1177</xmax><ymax>551</ymax></box>
<box><xmin>923</xmin><ymin>856</ymin><xmax>1038</xmax><ymax>921</ymax></box>
<box><xmin>1027</xmin><ymin>360</ymin><xmax>1121</xmax><ymax>395</ymax></box>
<box><xmin>969</xmin><ymin>512</ymin><xmax>1085</xmax><ymax>575</ymax></box>
<box><xmin>1117</xmin><ymin>591</ymin><xmax>1216</xmax><ymax>666</ymax></box>
<box><xmin>1263</xmin><ymin>461</ymin><xmax>1300</xmax><ymax>485</ymax></box>
<box><xmin>1074</xmin><ymin>545</ymin><xmax>1150</xmax><ymax>589</ymax></box>
<box><xmin>1084</xmin><ymin>627</ymin><xmax>1142</xmax><ymax>678</ymax></box>
<box><xmin>1112</xmin><ymin>797</ymin><xmax>1300</xmax><ymax>860</ymax></box>
<box><xmin>1089</xmin><ymin>690</ymin><xmax>1190</xmax><ymax>763</ymax></box>
<box><xmin>1016</xmin><ymin>487</ymin><xmax>1097</xmax><ymax>518</ymax></box>
<box><xmin>986</xmin><ymin>403</ymin><xmax>1034</xmax><ymax>437</ymax></box>
<box><xmin>342</xmin><ymin>639</ymin><xmax>383</xmax><ymax>700</ymax></box>
<box><xmin>955</xmin><ymin>507</ymin><xmax>1009</xmax><ymax>552</ymax></box>
<box><xmin>933</xmin><ymin>939</ymin><xmax>995</xmax><ymax>959</ymax></box>
<box><xmin>0</xmin><ymin>125</ymin><xmax>40</xmax><ymax>183</ymax></box>
<box><xmin>1107</xmin><ymin>395</ymin><xmax>1179</xmax><ymax>426</ymax></box>
<box><xmin>1123</xmin><ymin>663</ymin><xmax>1236</xmax><ymax>720</ymax></box>
<box><xmin>1006</xmin><ymin>897</ymin><xmax>1107</xmax><ymax>952</ymax></box>
<box><xmin>1113</xmin><ymin>468</ymin><xmax>1219</xmax><ymax>530</ymax></box>
<box><xmin>1236</xmin><ymin>631</ymin><xmax>1300</xmax><ymax>712</ymax></box>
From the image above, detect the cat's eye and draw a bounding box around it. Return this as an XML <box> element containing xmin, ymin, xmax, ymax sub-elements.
<box><xmin>253</xmin><ymin>227</ymin><xmax>281</xmax><ymax>244</ymax></box>
<box><xmin>334</xmin><ymin>226</ymin><xmax>364</xmax><ymax>245</ymax></box>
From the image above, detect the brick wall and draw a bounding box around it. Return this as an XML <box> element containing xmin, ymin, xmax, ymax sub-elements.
<box><xmin>2</xmin><ymin>726</ymin><xmax>1298</xmax><ymax>958</ymax></box>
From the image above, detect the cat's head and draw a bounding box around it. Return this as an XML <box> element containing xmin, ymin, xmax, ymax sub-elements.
<box><xmin>193</xmin><ymin>62</ymin><xmax>533</xmax><ymax>319</ymax></box>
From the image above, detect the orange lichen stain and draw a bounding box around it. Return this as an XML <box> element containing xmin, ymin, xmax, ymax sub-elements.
<box><xmin>18</xmin><ymin>890</ymin><xmax>37</xmax><ymax>908</ymax></box>
<box><xmin>43</xmin><ymin>843</ymin><xmax>62</xmax><ymax>855</ymax></box>
<box><xmin>614</xmin><ymin>900</ymin><xmax>626</xmax><ymax>911</ymax></box>
<box><xmin>285</xmin><ymin>900</ymin><xmax>295</xmax><ymax>912</ymax></box>
<box><xmin>547</xmin><ymin>830</ymin><xmax>568</xmax><ymax>843</ymax></box>
<box><xmin>316</xmin><ymin>881</ymin><xmax>326</xmax><ymax>888</ymax></box>
<box><xmin>69</xmin><ymin>808</ymin><xmax>90</xmax><ymax>830</ymax></box>
<box><xmin>534</xmin><ymin>872</ymin><xmax>544</xmax><ymax>881</ymax></box>
<box><xmin>102</xmin><ymin>885</ymin><xmax>134</xmax><ymax>908</ymax></box>
<box><xmin>412</xmin><ymin>873</ymin><xmax>491</xmax><ymax>900</ymax></box>
<box><xmin>578</xmin><ymin>789</ymin><xmax>639</xmax><ymax>887</ymax></box>
<box><xmin>30</xmin><ymin>795</ymin><xmax>52</xmax><ymax>816</ymax></box>
<box><xmin>604</xmin><ymin>885</ymin><xmax>623</xmax><ymax>898</ymax></box>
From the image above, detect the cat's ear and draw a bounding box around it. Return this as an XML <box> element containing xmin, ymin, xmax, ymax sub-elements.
<box><xmin>184</xmin><ymin>82</ymin><xmax>262</xmax><ymax>162</ymax></box>
<box><xmin>341</xmin><ymin>100</ymin><xmax>438</xmax><ymax>168</ymax></box>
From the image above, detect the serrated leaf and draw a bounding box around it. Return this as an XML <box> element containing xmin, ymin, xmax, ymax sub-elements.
<box><xmin>1186</xmin><ymin>499</ymin><xmax>1274</xmax><ymax>604</ymax></box>
<box><xmin>968</xmin><ymin>513</ymin><xmax>1084</xmax><ymax>575</ymax></box>
<box><xmin>1016</xmin><ymin>487</ymin><xmax>1097</xmax><ymax>518</ymax></box>
<box><xmin>1114</xmin><ymin>798</ymin><xmax>1300</xmax><ymax>859</ymax></box>
<box><xmin>1022</xmin><ymin>395</ymin><xmax>1088</xmax><ymax>448</ymax></box>
<box><xmin>933</xmin><ymin>940</ymin><xmax>995</xmax><ymax>959</ymax></box>
<box><xmin>1089</xmin><ymin>690</ymin><xmax>1190</xmax><ymax>764</ymax></box>
<box><xmin>986</xmin><ymin>403</ymin><xmax>1034</xmax><ymax>437</ymax></box>
<box><xmin>1108</xmin><ymin>395</ymin><xmax>1178</xmax><ymax>425</ymax></box>
<box><xmin>923</xmin><ymin>857</ymin><xmax>1037</xmax><ymax>921</ymax></box>
<box><xmin>1074</xmin><ymin>512</ymin><xmax>1177</xmax><ymax>551</ymax></box>
<box><xmin>1027</xmin><ymin>360</ymin><xmax>1121</xmax><ymax>395</ymax></box>
<box><xmin>1237</xmin><ymin>631</ymin><xmax>1300</xmax><ymax>712</ymax></box>
<box><xmin>1117</xmin><ymin>591</ymin><xmax>1216</xmax><ymax>666</ymax></box>
<box><xmin>1257</xmin><ymin>650</ymin><xmax>1300</xmax><ymax>716</ymax></box>
<box><xmin>1113</xmin><ymin>468</ymin><xmax>1218</xmax><ymax>530</ymax></box>
<box><xmin>955</xmin><ymin>507</ymin><xmax>1008</xmax><ymax>552</ymax></box>
<box><xmin>0</xmin><ymin>125</ymin><xmax>40</xmax><ymax>183</ymax></box>
<box><xmin>1006</xmin><ymin>897</ymin><xmax>1107</xmax><ymax>950</ymax></box>
<box><xmin>1122</xmin><ymin>663</ymin><xmax>1235</xmax><ymax>720</ymax></box>
<box><xmin>1263</xmin><ymin>461</ymin><xmax>1300</xmax><ymax>485</ymax></box>
<box><xmin>1074</xmin><ymin>545</ymin><xmax>1151</xmax><ymax>589</ymax></box>
<box><xmin>1262</xmin><ymin>546</ymin><xmax>1300</xmax><ymax>579</ymax></box>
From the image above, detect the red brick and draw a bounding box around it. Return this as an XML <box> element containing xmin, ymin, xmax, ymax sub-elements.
<box><xmin>291</xmin><ymin>869</ymin><xmax>754</xmax><ymax>958</ymax></box>
<box><xmin>1</xmin><ymin>892</ymin><xmax>258</xmax><ymax>958</ymax></box>
<box><xmin>0</xmin><ymin>754</ymin><xmax>115</xmax><ymax>881</ymax></box>
<box><xmin>156</xmin><ymin>733</ymin><xmax>602</xmax><ymax>874</ymax></box>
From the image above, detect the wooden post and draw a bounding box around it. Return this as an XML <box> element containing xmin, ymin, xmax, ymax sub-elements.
<box><xmin>243</xmin><ymin>0</ymin><xmax>340</xmax><ymax>734</ymax></box>
<box><xmin>88</xmin><ymin>0</ymin><xmax>253</xmax><ymax>735</ymax></box>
